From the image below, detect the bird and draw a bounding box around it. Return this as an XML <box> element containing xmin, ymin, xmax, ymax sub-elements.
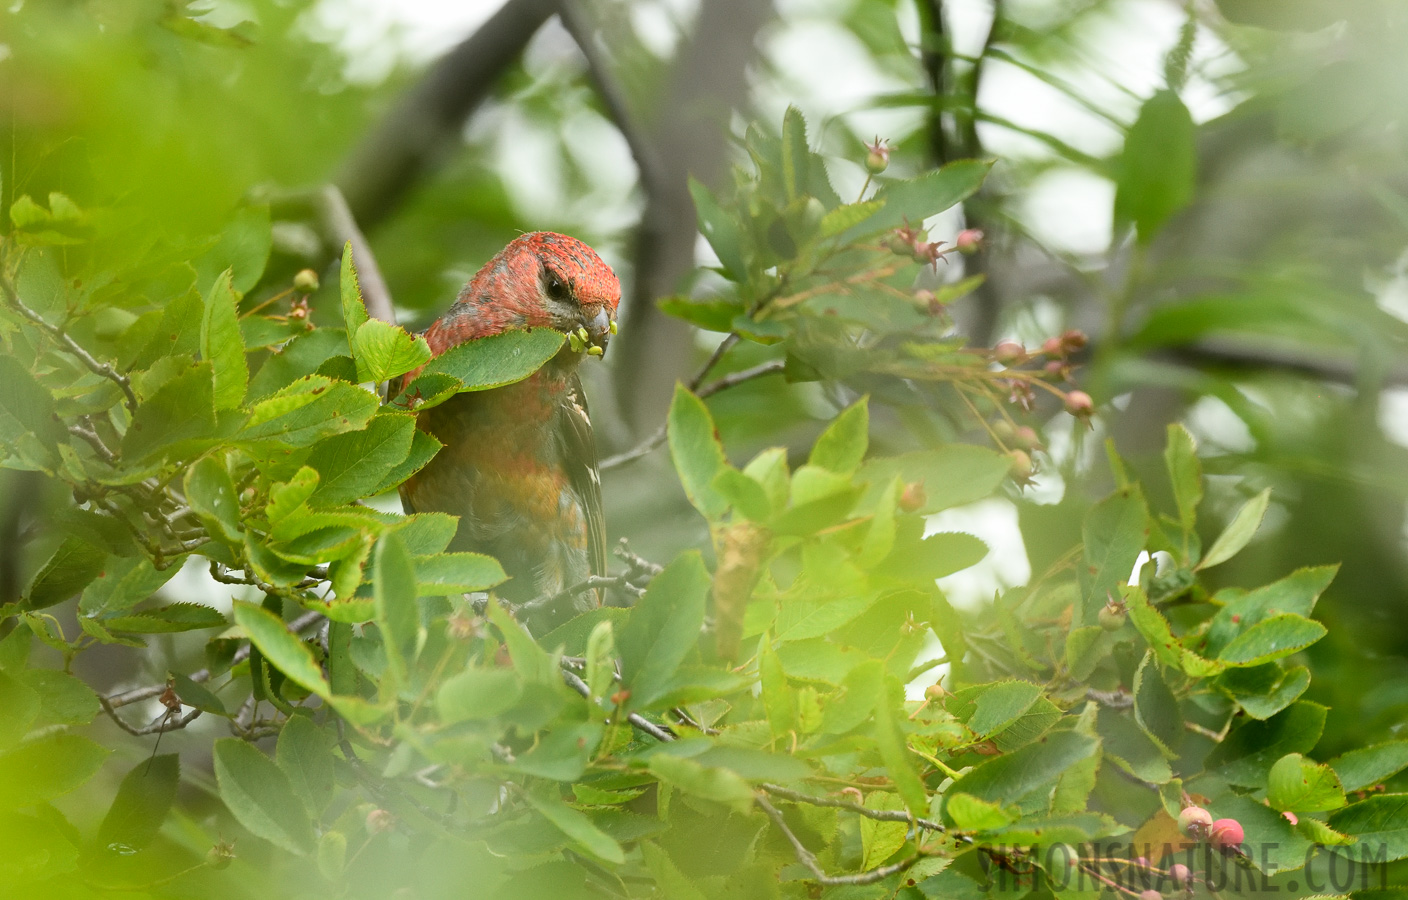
<box><xmin>397</xmin><ymin>232</ymin><xmax>620</xmax><ymax>631</ymax></box>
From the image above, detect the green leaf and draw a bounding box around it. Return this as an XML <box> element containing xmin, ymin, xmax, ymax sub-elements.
<box><xmin>1115</xmin><ymin>89</ymin><xmax>1196</xmax><ymax>243</ymax></box>
<box><xmin>667</xmin><ymin>385</ymin><xmax>729</xmax><ymax>520</ymax></box>
<box><xmin>1198</xmin><ymin>488</ymin><xmax>1271</xmax><ymax>571</ymax></box>
<box><xmin>1206</xmin><ymin>701</ymin><xmax>1327</xmax><ymax>787</ymax></box>
<box><xmin>121</xmin><ymin>361</ymin><xmax>217</xmax><ymax>460</ymax></box>
<box><xmin>0</xmin><ymin>672</ymin><xmax>39</xmax><ymax>749</ymax></box>
<box><xmin>647</xmin><ymin>753</ymin><xmax>753</xmax><ymax>815</ymax></box>
<box><xmin>1328</xmin><ymin>794</ymin><xmax>1408</xmax><ymax>862</ymax></box>
<box><xmin>1218</xmin><ymin>613</ymin><xmax>1326</xmax><ymax>666</ymax></box>
<box><xmin>758</xmin><ymin>637</ymin><xmax>797</xmax><ymax>740</ymax></box>
<box><xmin>437</xmin><ymin>667</ymin><xmax>524</xmax><ymax>723</ymax></box>
<box><xmin>79</xmin><ymin>556</ymin><xmax>176</xmax><ymax>617</ymax></box>
<box><xmin>374</xmin><ymin>532</ymin><xmax>419</xmax><ymax>686</ymax></box>
<box><xmin>1163</xmin><ymin>424</ymin><xmax>1202</xmax><ymax>535</ymax></box>
<box><xmin>201</xmin><ymin>269</ymin><xmax>248</xmax><ymax>410</ymax></box>
<box><xmin>96</xmin><ymin>755</ymin><xmax>179</xmax><ymax>853</ymax></box>
<box><xmin>960</xmin><ymin>680</ymin><xmax>1043</xmax><ymax>739</ymax></box>
<box><xmin>1133</xmin><ymin>652</ymin><xmax>1183</xmax><ymax>757</ymax></box>
<box><xmin>945</xmin><ymin>793</ymin><xmax>1018</xmax><ymax>831</ymax></box>
<box><xmin>340</xmin><ymin>242</ymin><xmax>369</xmax><ymax>354</ymax></box>
<box><xmin>859</xmin><ymin>792</ymin><xmax>909</xmax><ymax>870</ymax></box>
<box><xmin>1079</xmin><ymin>487</ymin><xmax>1150</xmax><ymax>625</ymax></box>
<box><xmin>0</xmin><ymin>732</ymin><xmax>108</xmax><ymax>809</ymax></box>
<box><xmin>413</xmin><ymin>552</ymin><xmax>507</xmax><ymax>595</ymax></box>
<box><xmin>1217</xmin><ymin>663</ymin><xmax>1310</xmax><ymax>720</ymax></box>
<box><xmin>24</xmin><ymin>537</ymin><xmax>106</xmax><ymax>610</ymax></box>
<box><xmin>197</xmin><ymin>204</ymin><xmax>270</xmax><ymax>294</ymax></box>
<box><xmin>820</xmin><ymin>199</ymin><xmax>885</xmax><ymax>237</ymax></box>
<box><xmin>276</xmin><ymin>716</ymin><xmax>336</xmax><ymax>818</ymax></box>
<box><xmin>524</xmin><ymin>790</ymin><xmax>625</xmax><ymax>864</ymax></box>
<box><xmin>213</xmin><ymin>738</ymin><xmax>316</xmax><ymax>855</ymax></box>
<box><xmin>306</xmin><ymin>413</ymin><xmax>416</xmax><ymax>506</ymax></box>
<box><xmin>409</xmin><ymin>328</ymin><xmax>565</xmax><ymax>394</ymax></box>
<box><xmin>945</xmin><ymin>731</ymin><xmax>1098</xmax><ymax>813</ymax></box>
<box><xmin>232</xmin><ymin>602</ymin><xmax>329</xmax><ymax>698</ymax></box>
<box><xmin>656</xmin><ymin>296</ymin><xmax>739</xmax><ymax>333</ymax></box>
<box><xmin>241</xmin><ymin>376</ymin><xmax>379</xmax><ymax>447</ymax></box>
<box><xmin>874</xmin><ymin>676</ymin><xmax>929</xmax><ymax>815</ymax></box>
<box><xmin>711</xmin><ymin>468</ymin><xmax>773</xmax><ymax>522</ymax></box>
<box><xmin>169</xmin><ymin>671</ymin><xmax>227</xmax><ymax>716</ymax></box>
<box><xmin>688</xmin><ymin>177</ymin><xmax>747</xmax><ymax>279</ymax></box>
<box><xmin>106</xmin><ymin>602</ymin><xmax>226</xmax><ymax>633</ymax></box>
<box><xmin>1125</xmin><ymin>585</ymin><xmax>1224</xmax><ymax>677</ymax></box>
<box><xmin>1268</xmin><ymin>753</ymin><xmax>1347</xmax><ymax>812</ymax></box>
<box><xmin>1331</xmin><ymin>741</ymin><xmax>1408</xmax><ymax>793</ymax></box>
<box><xmin>780</xmin><ymin>105</ymin><xmax>810</xmax><ymax>201</ymax></box>
<box><xmin>617</xmin><ymin>552</ymin><xmax>709</xmax><ymax>711</ymax></box>
<box><xmin>0</xmin><ymin>355</ymin><xmax>61</xmax><ymax>450</ymax></box>
<box><xmin>352</xmin><ymin>319</ymin><xmax>432</xmax><ymax>384</ymax></box>
<box><xmin>370</xmin><ymin>428</ymin><xmax>441</xmax><ymax>496</ymax></box>
<box><xmin>857</xmin><ymin>446</ymin><xmax>1009</xmax><ymax>513</ymax></box>
<box><xmin>184</xmin><ymin>455</ymin><xmax>241</xmax><ymax>542</ymax></box>
<box><xmin>809</xmin><ymin>397</ymin><xmax>869</xmax><ymax>475</ymax></box>
<box><xmin>845</xmin><ymin>159</ymin><xmax>994</xmax><ymax>239</ymax></box>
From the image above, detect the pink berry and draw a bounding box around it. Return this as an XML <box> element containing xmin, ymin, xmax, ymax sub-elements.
<box><xmin>1178</xmin><ymin>806</ymin><xmax>1213</xmax><ymax>838</ymax></box>
<box><xmin>1141</xmin><ymin>890</ymin><xmax>1162</xmax><ymax>900</ymax></box>
<box><xmin>1064</xmin><ymin>390</ymin><xmax>1094</xmax><ymax>417</ymax></box>
<box><xmin>955</xmin><ymin>228</ymin><xmax>984</xmax><ymax>254</ymax></box>
<box><xmin>1042</xmin><ymin>336</ymin><xmax>1064</xmax><ymax>356</ymax></box>
<box><xmin>993</xmin><ymin>341</ymin><xmax>1025</xmax><ymax>364</ymax></box>
<box><xmin>1210</xmin><ymin>818</ymin><xmax>1244</xmax><ymax>849</ymax></box>
<box><xmin>1169</xmin><ymin>863</ymin><xmax>1192</xmax><ymax>887</ymax></box>
<box><xmin>1008</xmin><ymin>449</ymin><xmax>1033</xmax><ymax>482</ymax></box>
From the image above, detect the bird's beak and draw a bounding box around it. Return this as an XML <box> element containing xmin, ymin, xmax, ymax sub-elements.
<box><xmin>583</xmin><ymin>307</ymin><xmax>613</xmax><ymax>356</ymax></box>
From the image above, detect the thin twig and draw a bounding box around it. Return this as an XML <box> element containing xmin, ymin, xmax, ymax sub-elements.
<box><xmin>0</xmin><ymin>273</ymin><xmax>139</xmax><ymax>412</ymax></box>
<box><xmin>105</xmin><ymin>610</ymin><xmax>324</xmax><ymax>708</ymax></box>
<box><xmin>313</xmin><ymin>184</ymin><xmax>396</xmax><ymax>326</ymax></box>
<box><xmin>599</xmin><ymin>358</ymin><xmax>785</xmax><ymax>470</ymax></box>
<box><xmin>756</xmin><ymin>793</ymin><xmax>924</xmax><ymax>886</ymax></box>
<box><xmin>760</xmin><ymin>783</ymin><xmax>951</xmax><ymax>836</ymax></box>
<box><xmin>1086</xmin><ymin>688</ymin><xmax>1133</xmax><ymax>710</ymax></box>
<box><xmin>99</xmin><ymin>696</ymin><xmax>202</xmax><ymax>736</ymax></box>
<box><xmin>559</xmin><ymin>665</ymin><xmax>676</xmax><ymax>744</ymax></box>
<box><xmin>517</xmin><ymin>574</ymin><xmax>643</xmax><ymax>614</ymax></box>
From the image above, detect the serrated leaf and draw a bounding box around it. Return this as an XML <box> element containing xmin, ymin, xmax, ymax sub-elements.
<box><xmin>437</xmin><ymin>667</ymin><xmax>523</xmax><ymax>723</ymax></box>
<box><xmin>106</xmin><ymin>602</ymin><xmax>226</xmax><ymax>633</ymax></box>
<box><xmin>1164</xmin><ymin>423</ymin><xmax>1202</xmax><ymax>537</ymax></box>
<box><xmin>820</xmin><ymin>199</ymin><xmax>884</xmax><ymax>236</ymax></box>
<box><xmin>1328</xmin><ymin>794</ymin><xmax>1408</xmax><ymax>862</ymax></box>
<box><xmin>859</xmin><ymin>792</ymin><xmax>908</xmax><ymax>870</ymax></box>
<box><xmin>213</xmin><ymin>738</ymin><xmax>316</xmax><ymax>855</ymax></box>
<box><xmin>688</xmin><ymin>177</ymin><xmax>747</xmax><ymax>279</ymax></box>
<box><xmin>23</xmin><ymin>537</ymin><xmax>106</xmax><ymax>611</ymax></box>
<box><xmin>277</xmin><ymin>716</ymin><xmax>336</xmax><ymax>818</ymax></box>
<box><xmin>339</xmin><ymin>243</ymin><xmax>368</xmax><ymax>354</ymax></box>
<box><xmin>668</xmin><ymin>385</ymin><xmax>729</xmax><ymax>520</ymax></box>
<box><xmin>1205</xmin><ymin>701</ymin><xmax>1327</xmax><ymax>787</ymax></box>
<box><xmin>306</xmin><ymin>413</ymin><xmax>415</xmax><ymax>506</ymax></box>
<box><xmin>844</xmin><ymin>159</ymin><xmax>994</xmax><ymax>240</ymax></box>
<box><xmin>1268</xmin><ymin>753</ymin><xmax>1347</xmax><ymax>812</ymax></box>
<box><xmin>374</xmin><ymin>533</ymin><xmax>418</xmax><ymax>686</ymax></box>
<box><xmin>945</xmin><ymin>731</ymin><xmax>1098</xmax><ymax>814</ymax></box>
<box><xmin>232</xmin><ymin>602</ymin><xmax>329</xmax><ymax>698</ymax></box>
<box><xmin>413</xmin><ymin>552</ymin><xmax>506</xmax><ymax>595</ymax></box>
<box><xmin>1330</xmin><ymin>741</ymin><xmax>1408</xmax><ymax>793</ymax></box>
<box><xmin>409</xmin><ymin>328</ymin><xmax>565</xmax><ymax>394</ymax></box>
<box><xmin>1218</xmin><ymin>614</ymin><xmax>1326</xmax><ymax>666</ymax></box>
<box><xmin>809</xmin><ymin>396</ymin><xmax>868</xmax><ymax>475</ymax></box>
<box><xmin>647</xmin><ymin>753</ymin><xmax>753</xmax><ymax>815</ymax></box>
<box><xmin>1133</xmin><ymin>651</ymin><xmax>1183</xmax><ymax>757</ymax></box>
<box><xmin>1080</xmin><ymin>487</ymin><xmax>1150</xmax><ymax>625</ymax></box>
<box><xmin>352</xmin><ymin>319</ymin><xmax>432</xmax><ymax>384</ymax></box>
<box><xmin>524</xmin><ymin>791</ymin><xmax>625</xmax><ymax>864</ymax></box>
<box><xmin>240</xmin><ymin>376</ymin><xmax>379</xmax><ymax>446</ymax></box>
<box><xmin>201</xmin><ymin>269</ymin><xmax>248</xmax><ymax>410</ymax></box>
<box><xmin>617</xmin><ymin>552</ymin><xmax>708</xmax><ymax>711</ymax></box>
<box><xmin>0</xmin><ymin>733</ymin><xmax>108</xmax><ymax>809</ymax></box>
<box><xmin>184</xmin><ymin>455</ymin><xmax>241</xmax><ymax>542</ymax></box>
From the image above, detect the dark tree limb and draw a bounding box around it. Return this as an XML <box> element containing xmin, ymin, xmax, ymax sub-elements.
<box><xmin>335</xmin><ymin>0</ymin><xmax>558</xmax><ymax>229</ymax></box>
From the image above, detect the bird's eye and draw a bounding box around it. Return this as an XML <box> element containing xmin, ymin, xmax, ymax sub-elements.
<box><xmin>545</xmin><ymin>274</ymin><xmax>571</xmax><ymax>303</ymax></box>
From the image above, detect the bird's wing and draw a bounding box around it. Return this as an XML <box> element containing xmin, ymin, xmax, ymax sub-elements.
<box><xmin>558</xmin><ymin>372</ymin><xmax>608</xmax><ymax>578</ymax></box>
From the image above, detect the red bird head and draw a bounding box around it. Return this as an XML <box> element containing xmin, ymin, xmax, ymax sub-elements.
<box><xmin>423</xmin><ymin>232</ymin><xmax>621</xmax><ymax>357</ymax></box>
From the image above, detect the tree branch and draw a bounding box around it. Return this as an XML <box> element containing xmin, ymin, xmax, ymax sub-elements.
<box><xmin>334</xmin><ymin>0</ymin><xmax>558</xmax><ymax>229</ymax></box>
<box><xmin>756</xmin><ymin>793</ymin><xmax>925</xmax><ymax>886</ymax></box>
<box><xmin>0</xmin><ymin>272</ymin><xmax>139</xmax><ymax>412</ymax></box>
<box><xmin>559</xmin><ymin>664</ymin><xmax>676</xmax><ymax>743</ymax></box>
<box><xmin>760</xmin><ymin>783</ymin><xmax>951</xmax><ymax>835</ymax></box>
<box><xmin>99</xmin><ymin>696</ymin><xmax>203</xmax><ymax>736</ymax></box>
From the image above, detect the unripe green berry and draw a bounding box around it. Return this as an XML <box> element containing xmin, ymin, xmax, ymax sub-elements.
<box><xmin>293</xmin><ymin>268</ymin><xmax>319</xmax><ymax>293</ymax></box>
<box><xmin>1178</xmin><ymin>806</ymin><xmax>1213</xmax><ymax>838</ymax></box>
<box><xmin>1098</xmin><ymin>604</ymin><xmax>1126</xmax><ymax>631</ymax></box>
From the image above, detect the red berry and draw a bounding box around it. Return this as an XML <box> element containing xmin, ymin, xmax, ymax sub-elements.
<box><xmin>1210</xmin><ymin>818</ymin><xmax>1244</xmax><ymax>849</ymax></box>
<box><xmin>1064</xmin><ymin>390</ymin><xmax>1094</xmax><ymax>417</ymax></box>
<box><xmin>1178</xmin><ymin>806</ymin><xmax>1213</xmax><ymax>838</ymax></box>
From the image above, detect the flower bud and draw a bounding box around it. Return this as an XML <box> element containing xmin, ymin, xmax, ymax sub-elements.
<box><xmin>366</xmin><ymin>808</ymin><xmax>395</xmax><ymax>834</ymax></box>
<box><xmin>899</xmin><ymin>481</ymin><xmax>927</xmax><ymax>512</ymax></box>
<box><xmin>1178</xmin><ymin>806</ymin><xmax>1213</xmax><ymax>838</ymax></box>
<box><xmin>1210</xmin><ymin>818</ymin><xmax>1244</xmax><ymax>850</ymax></box>
<box><xmin>955</xmin><ymin>228</ymin><xmax>984</xmax><ymax>254</ymax></box>
<box><xmin>1042</xmin><ymin>336</ymin><xmax>1064</xmax><ymax>356</ymax></box>
<box><xmin>205</xmin><ymin>840</ymin><xmax>236</xmax><ymax>870</ymax></box>
<box><xmin>1064</xmin><ymin>390</ymin><xmax>1094</xmax><ymax>417</ymax></box>
<box><xmin>864</xmin><ymin>137</ymin><xmax>890</xmax><ymax>174</ymax></box>
<box><xmin>293</xmin><ymin>269</ymin><xmax>319</xmax><ymax>293</ymax></box>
